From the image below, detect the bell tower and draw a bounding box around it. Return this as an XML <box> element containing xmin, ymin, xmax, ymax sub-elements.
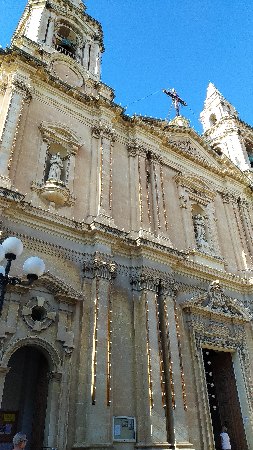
<box><xmin>11</xmin><ymin>0</ymin><xmax>103</xmax><ymax>81</ymax></box>
<box><xmin>200</xmin><ymin>83</ymin><xmax>252</xmax><ymax>172</ymax></box>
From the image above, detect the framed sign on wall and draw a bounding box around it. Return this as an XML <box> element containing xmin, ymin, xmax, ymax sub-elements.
<box><xmin>113</xmin><ymin>416</ymin><xmax>136</xmax><ymax>442</ymax></box>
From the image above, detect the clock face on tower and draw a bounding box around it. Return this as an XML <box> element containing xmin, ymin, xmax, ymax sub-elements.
<box><xmin>52</xmin><ymin>60</ymin><xmax>84</xmax><ymax>88</ymax></box>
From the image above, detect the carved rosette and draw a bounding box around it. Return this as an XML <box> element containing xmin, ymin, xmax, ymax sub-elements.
<box><xmin>22</xmin><ymin>296</ymin><xmax>56</xmax><ymax>331</ymax></box>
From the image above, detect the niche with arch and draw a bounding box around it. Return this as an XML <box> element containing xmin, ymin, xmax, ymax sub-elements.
<box><xmin>31</xmin><ymin>122</ymin><xmax>81</xmax><ymax>206</ymax></box>
<box><xmin>209</xmin><ymin>113</ymin><xmax>217</xmax><ymax>127</ymax></box>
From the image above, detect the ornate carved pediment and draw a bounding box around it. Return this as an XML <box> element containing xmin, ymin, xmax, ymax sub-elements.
<box><xmin>38</xmin><ymin>272</ymin><xmax>83</xmax><ymax>303</ymax></box>
<box><xmin>174</xmin><ymin>173</ymin><xmax>216</xmax><ymax>203</ymax></box>
<box><xmin>183</xmin><ymin>280</ymin><xmax>251</xmax><ymax>322</ymax></box>
<box><xmin>39</xmin><ymin>121</ymin><xmax>82</xmax><ymax>153</ymax></box>
<box><xmin>167</xmin><ymin>135</ymin><xmax>221</xmax><ymax>172</ymax></box>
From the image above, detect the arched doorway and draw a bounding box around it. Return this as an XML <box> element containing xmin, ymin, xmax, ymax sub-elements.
<box><xmin>1</xmin><ymin>346</ymin><xmax>50</xmax><ymax>450</ymax></box>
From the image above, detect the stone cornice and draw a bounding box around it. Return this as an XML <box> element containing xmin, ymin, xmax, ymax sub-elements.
<box><xmin>0</xmin><ymin>187</ymin><xmax>25</xmax><ymax>203</ymax></box>
<box><xmin>2</xmin><ymin>219</ymin><xmax>253</xmax><ymax>296</ymax></box>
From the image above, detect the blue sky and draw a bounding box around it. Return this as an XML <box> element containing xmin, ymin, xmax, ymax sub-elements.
<box><xmin>1</xmin><ymin>0</ymin><xmax>253</xmax><ymax>133</ymax></box>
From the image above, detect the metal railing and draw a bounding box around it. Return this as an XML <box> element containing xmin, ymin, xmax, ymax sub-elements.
<box><xmin>55</xmin><ymin>44</ymin><xmax>76</xmax><ymax>60</ymax></box>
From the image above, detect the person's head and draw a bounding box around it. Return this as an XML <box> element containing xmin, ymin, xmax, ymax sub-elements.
<box><xmin>13</xmin><ymin>432</ymin><xmax>27</xmax><ymax>449</ymax></box>
<box><xmin>221</xmin><ymin>426</ymin><xmax>227</xmax><ymax>433</ymax></box>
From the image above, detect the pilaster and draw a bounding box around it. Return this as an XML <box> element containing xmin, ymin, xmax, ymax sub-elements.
<box><xmin>88</xmin><ymin>125</ymin><xmax>115</xmax><ymax>226</ymax></box>
<box><xmin>74</xmin><ymin>253</ymin><xmax>117</xmax><ymax>449</ymax></box>
<box><xmin>131</xmin><ymin>270</ymin><xmax>168</xmax><ymax>447</ymax></box>
<box><xmin>44</xmin><ymin>371</ymin><xmax>61</xmax><ymax>450</ymax></box>
<box><xmin>161</xmin><ymin>283</ymin><xmax>192</xmax><ymax>448</ymax></box>
<box><xmin>127</xmin><ymin>143</ymin><xmax>141</xmax><ymax>233</ymax></box>
<box><xmin>0</xmin><ymin>75</ymin><xmax>32</xmax><ymax>188</ymax></box>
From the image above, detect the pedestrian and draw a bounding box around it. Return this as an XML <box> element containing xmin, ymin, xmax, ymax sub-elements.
<box><xmin>220</xmin><ymin>426</ymin><xmax>231</xmax><ymax>450</ymax></box>
<box><xmin>13</xmin><ymin>432</ymin><xmax>27</xmax><ymax>450</ymax></box>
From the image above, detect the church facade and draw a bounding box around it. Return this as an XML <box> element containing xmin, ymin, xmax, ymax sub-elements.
<box><xmin>0</xmin><ymin>1</ymin><xmax>252</xmax><ymax>450</ymax></box>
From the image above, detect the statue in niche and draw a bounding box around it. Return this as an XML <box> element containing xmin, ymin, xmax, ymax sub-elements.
<box><xmin>48</xmin><ymin>153</ymin><xmax>63</xmax><ymax>182</ymax></box>
<box><xmin>193</xmin><ymin>213</ymin><xmax>209</xmax><ymax>250</ymax></box>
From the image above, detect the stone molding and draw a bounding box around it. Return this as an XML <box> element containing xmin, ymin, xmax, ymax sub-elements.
<box><xmin>174</xmin><ymin>173</ymin><xmax>216</xmax><ymax>205</ymax></box>
<box><xmin>40</xmin><ymin>272</ymin><xmax>83</xmax><ymax>304</ymax></box>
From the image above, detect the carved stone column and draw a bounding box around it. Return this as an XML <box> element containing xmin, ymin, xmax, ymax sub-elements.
<box><xmin>67</xmin><ymin>151</ymin><xmax>77</xmax><ymax>192</ymax></box>
<box><xmin>138</xmin><ymin>149</ymin><xmax>153</xmax><ymax>230</ymax></box>
<box><xmin>35</xmin><ymin>137</ymin><xmax>49</xmax><ymax>183</ymax></box>
<box><xmin>76</xmin><ymin>253</ymin><xmax>116</xmax><ymax>448</ymax></box>
<box><xmin>231</xmin><ymin>198</ymin><xmax>252</xmax><ymax>270</ymax></box>
<box><xmin>131</xmin><ymin>269</ymin><xmax>168</xmax><ymax>447</ymax></box>
<box><xmin>205</xmin><ymin>202</ymin><xmax>221</xmax><ymax>257</ymax></box>
<box><xmin>0</xmin><ymin>75</ymin><xmax>32</xmax><ymax>188</ymax></box>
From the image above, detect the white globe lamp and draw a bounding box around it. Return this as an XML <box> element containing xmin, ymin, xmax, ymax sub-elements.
<box><xmin>23</xmin><ymin>256</ymin><xmax>45</xmax><ymax>280</ymax></box>
<box><xmin>2</xmin><ymin>237</ymin><xmax>23</xmax><ymax>259</ymax></box>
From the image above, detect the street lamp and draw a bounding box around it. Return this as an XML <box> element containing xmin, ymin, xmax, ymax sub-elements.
<box><xmin>0</xmin><ymin>237</ymin><xmax>45</xmax><ymax>314</ymax></box>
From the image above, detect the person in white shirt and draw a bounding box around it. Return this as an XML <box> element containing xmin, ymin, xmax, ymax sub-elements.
<box><xmin>220</xmin><ymin>426</ymin><xmax>231</xmax><ymax>450</ymax></box>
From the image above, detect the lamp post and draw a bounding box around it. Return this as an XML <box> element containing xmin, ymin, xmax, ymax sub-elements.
<box><xmin>0</xmin><ymin>236</ymin><xmax>45</xmax><ymax>314</ymax></box>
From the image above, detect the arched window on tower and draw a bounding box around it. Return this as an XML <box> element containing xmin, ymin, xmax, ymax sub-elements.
<box><xmin>54</xmin><ymin>21</ymin><xmax>79</xmax><ymax>59</ymax></box>
<box><xmin>209</xmin><ymin>113</ymin><xmax>217</xmax><ymax>127</ymax></box>
<box><xmin>244</xmin><ymin>140</ymin><xmax>253</xmax><ymax>168</ymax></box>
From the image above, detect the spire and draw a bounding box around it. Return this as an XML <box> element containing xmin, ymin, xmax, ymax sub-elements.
<box><xmin>200</xmin><ymin>82</ymin><xmax>238</xmax><ymax>133</ymax></box>
<box><xmin>200</xmin><ymin>83</ymin><xmax>251</xmax><ymax>172</ymax></box>
<box><xmin>206</xmin><ymin>81</ymin><xmax>221</xmax><ymax>99</ymax></box>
